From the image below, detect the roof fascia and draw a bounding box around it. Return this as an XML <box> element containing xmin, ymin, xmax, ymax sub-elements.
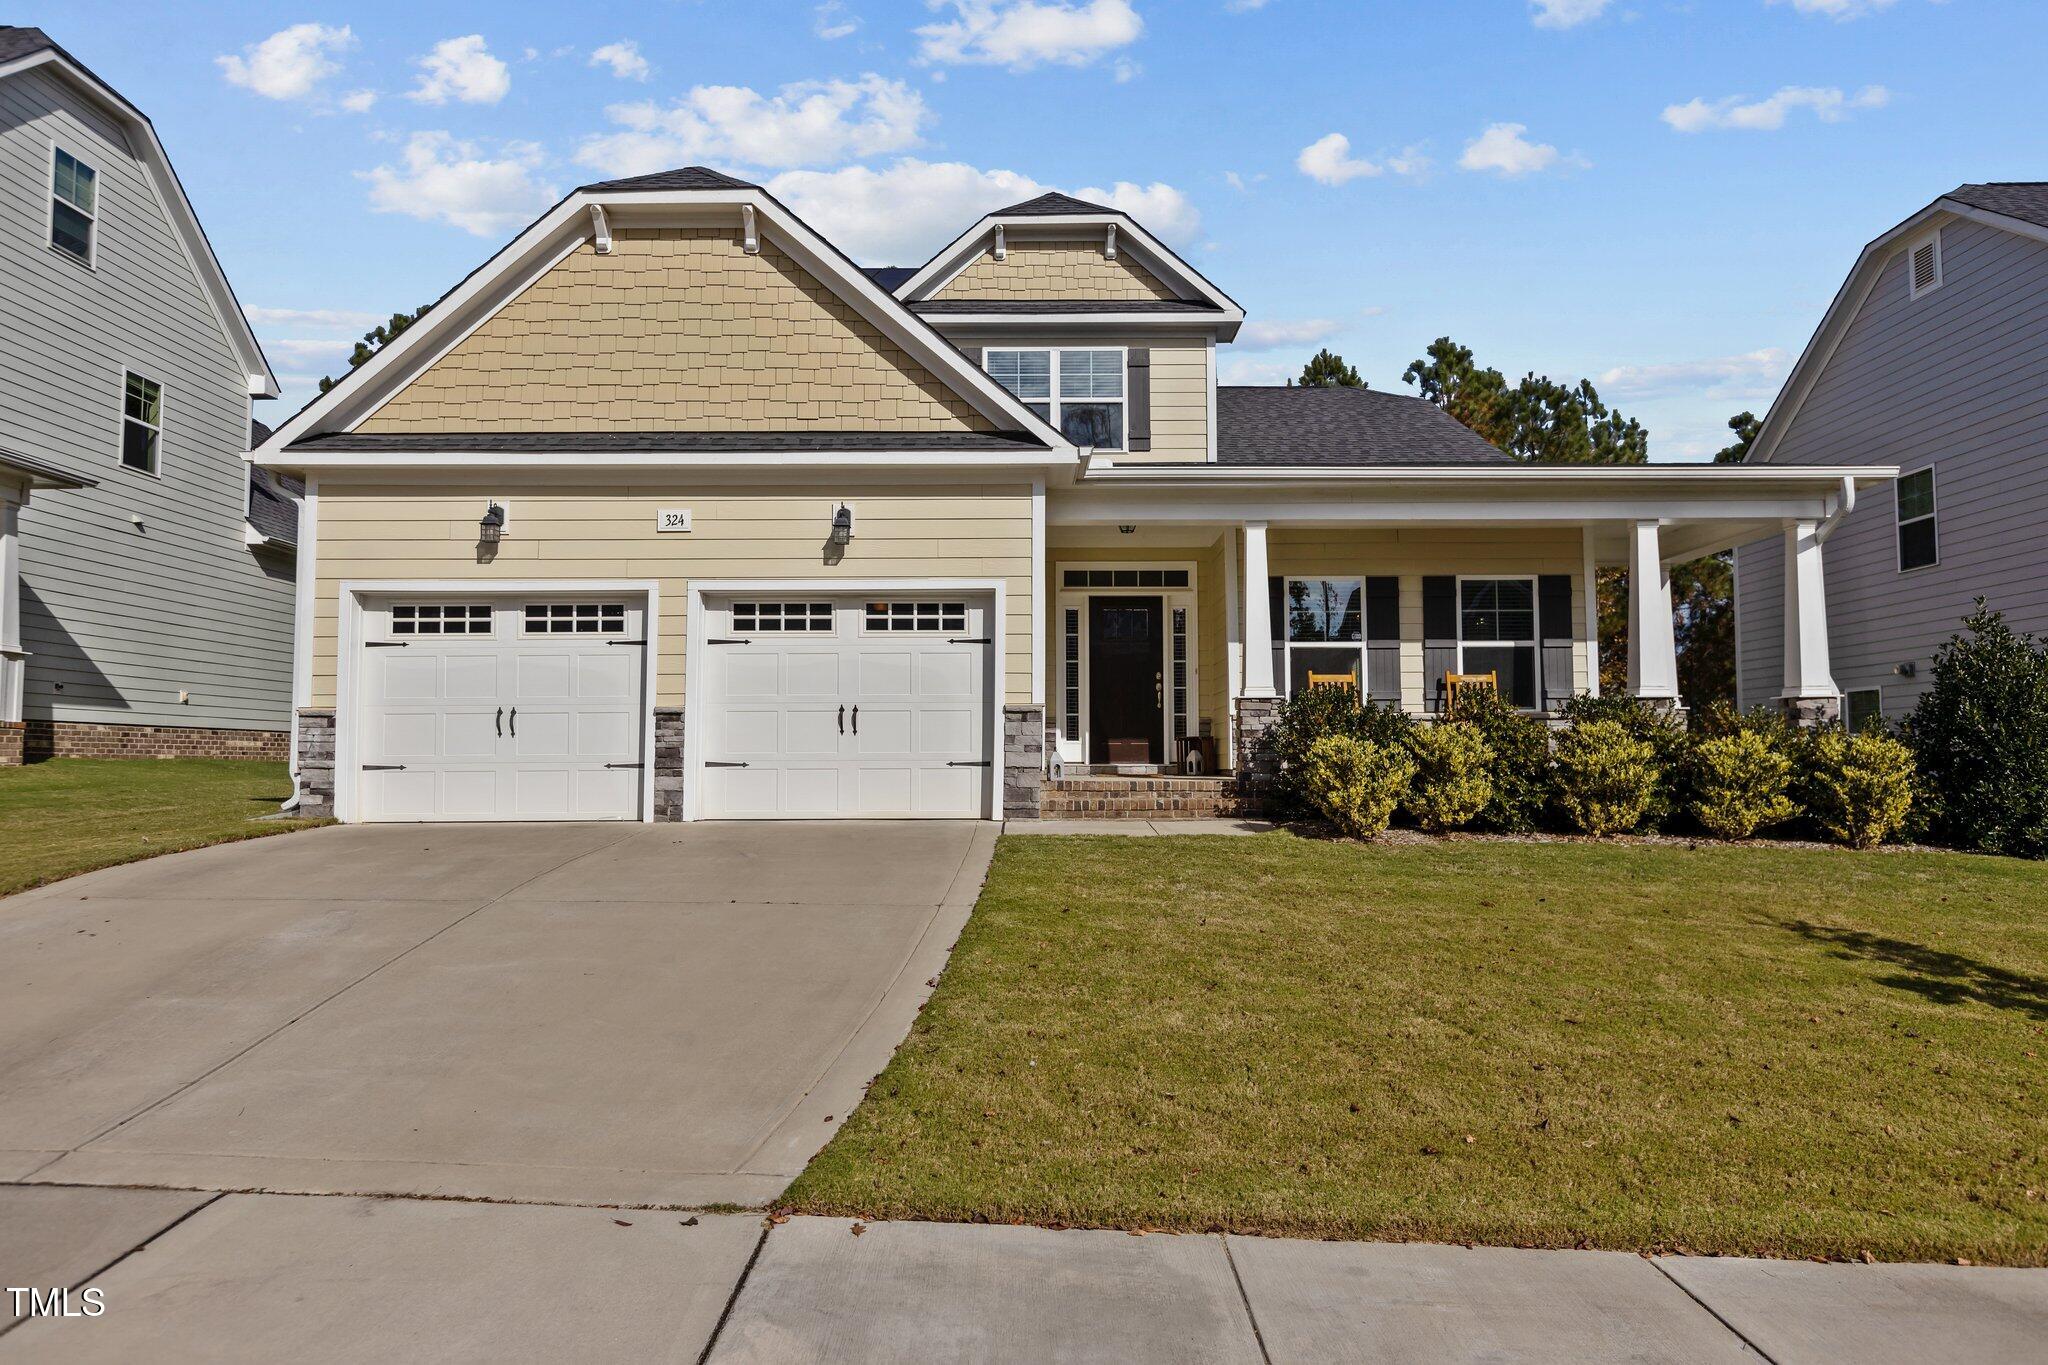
<box><xmin>1076</xmin><ymin>463</ymin><xmax>1897</xmax><ymax>488</ymax></box>
<box><xmin>256</xmin><ymin>449</ymin><xmax>1071</xmax><ymax>475</ymax></box>
<box><xmin>1</xmin><ymin>48</ymin><xmax>278</xmax><ymax>396</ymax></box>
<box><xmin>928</xmin><ymin>312</ymin><xmax>1240</xmax><ymax>340</ymax></box>
<box><xmin>1742</xmin><ymin>196</ymin><xmax>2048</xmax><ymax>465</ymax></box>
<box><xmin>898</xmin><ymin>211</ymin><xmax>1243</xmax><ymax>318</ymax></box>
<box><xmin>257</xmin><ymin>187</ymin><xmax>1072</xmax><ymax>458</ymax></box>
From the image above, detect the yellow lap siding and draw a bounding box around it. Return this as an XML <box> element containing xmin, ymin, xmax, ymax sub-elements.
<box><xmin>935</xmin><ymin>239</ymin><xmax>1177</xmax><ymax>302</ymax></box>
<box><xmin>310</xmin><ymin>480</ymin><xmax>1035</xmax><ymax>708</ymax></box>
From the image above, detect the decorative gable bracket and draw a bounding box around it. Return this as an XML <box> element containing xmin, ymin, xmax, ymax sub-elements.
<box><xmin>1104</xmin><ymin>224</ymin><xmax>1118</xmax><ymax>261</ymax></box>
<box><xmin>992</xmin><ymin>223</ymin><xmax>1007</xmax><ymax>262</ymax></box>
<box><xmin>588</xmin><ymin>204</ymin><xmax>612</xmax><ymax>254</ymax></box>
<box><xmin>741</xmin><ymin>205</ymin><xmax>759</xmax><ymax>255</ymax></box>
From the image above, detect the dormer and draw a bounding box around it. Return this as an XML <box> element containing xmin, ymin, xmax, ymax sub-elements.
<box><xmin>886</xmin><ymin>194</ymin><xmax>1244</xmax><ymax>463</ymax></box>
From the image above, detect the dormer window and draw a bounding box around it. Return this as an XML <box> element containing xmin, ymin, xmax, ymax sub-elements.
<box><xmin>50</xmin><ymin>147</ymin><xmax>97</xmax><ymax>265</ymax></box>
<box><xmin>1908</xmin><ymin>230</ymin><xmax>1942</xmax><ymax>299</ymax></box>
<box><xmin>986</xmin><ymin>348</ymin><xmax>1126</xmax><ymax>451</ymax></box>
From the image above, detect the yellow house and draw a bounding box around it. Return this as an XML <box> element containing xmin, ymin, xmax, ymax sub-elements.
<box><xmin>255</xmin><ymin>168</ymin><xmax>1892</xmax><ymax>824</ymax></box>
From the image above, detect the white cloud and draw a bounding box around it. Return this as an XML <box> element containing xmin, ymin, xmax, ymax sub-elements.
<box><xmin>1770</xmin><ymin>0</ymin><xmax>1899</xmax><ymax>17</ymax></box>
<box><xmin>577</xmin><ymin>75</ymin><xmax>929</xmax><ymax>175</ymax></box>
<box><xmin>1530</xmin><ymin>0</ymin><xmax>1613</xmax><ymax>27</ymax></box>
<box><xmin>916</xmin><ymin>0</ymin><xmax>1143</xmax><ymax>71</ymax></box>
<box><xmin>1237</xmin><ymin>319</ymin><xmax>1341</xmax><ymax>351</ymax></box>
<box><xmin>1385</xmin><ymin>145</ymin><xmax>1432</xmax><ymax>177</ymax></box>
<box><xmin>1224</xmin><ymin>0</ymin><xmax>1275</xmax><ymax>10</ymax></box>
<box><xmin>759</xmin><ymin>159</ymin><xmax>1197</xmax><ymax>263</ymax></box>
<box><xmin>1219</xmin><ymin>357</ymin><xmax>1296</xmax><ymax>385</ymax></box>
<box><xmin>216</xmin><ymin>23</ymin><xmax>354</xmax><ymax>101</ymax></box>
<box><xmin>1458</xmin><ymin>122</ymin><xmax>1576</xmax><ymax>176</ymax></box>
<box><xmin>1296</xmin><ymin>132</ymin><xmax>1380</xmax><ymax>186</ymax></box>
<box><xmin>244</xmin><ymin>306</ymin><xmax>382</xmax><ymax>330</ymax></box>
<box><xmin>265</xmin><ymin>338</ymin><xmax>359</xmax><ymax>368</ymax></box>
<box><xmin>360</xmin><ymin>132</ymin><xmax>558</xmax><ymax>237</ymax></box>
<box><xmin>1662</xmin><ymin>85</ymin><xmax>1891</xmax><ymax>133</ymax></box>
<box><xmin>1224</xmin><ymin>170</ymin><xmax>1266</xmax><ymax>193</ymax></box>
<box><xmin>340</xmin><ymin>88</ymin><xmax>377</xmax><ymax>113</ymax></box>
<box><xmin>815</xmin><ymin>2</ymin><xmax>861</xmax><ymax>38</ymax></box>
<box><xmin>408</xmin><ymin>35</ymin><xmax>511</xmax><ymax>106</ymax></box>
<box><xmin>1112</xmin><ymin>57</ymin><xmax>1141</xmax><ymax>82</ymax></box>
<box><xmin>589</xmin><ymin>41</ymin><xmax>651</xmax><ymax>82</ymax></box>
<box><xmin>1595</xmin><ymin>348</ymin><xmax>1793</xmax><ymax>400</ymax></box>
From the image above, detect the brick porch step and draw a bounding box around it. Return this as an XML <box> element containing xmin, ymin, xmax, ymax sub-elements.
<box><xmin>1039</xmin><ymin>775</ymin><xmax>1250</xmax><ymax>820</ymax></box>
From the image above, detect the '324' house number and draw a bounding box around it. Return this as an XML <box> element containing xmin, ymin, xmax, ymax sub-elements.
<box><xmin>656</xmin><ymin>509</ymin><xmax>692</xmax><ymax>533</ymax></box>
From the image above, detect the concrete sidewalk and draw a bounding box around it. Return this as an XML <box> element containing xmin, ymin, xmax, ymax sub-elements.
<box><xmin>6</xmin><ymin>1192</ymin><xmax>2044</xmax><ymax>1363</ymax></box>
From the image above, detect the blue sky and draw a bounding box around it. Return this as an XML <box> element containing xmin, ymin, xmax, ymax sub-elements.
<box><xmin>34</xmin><ymin>0</ymin><xmax>2047</xmax><ymax>456</ymax></box>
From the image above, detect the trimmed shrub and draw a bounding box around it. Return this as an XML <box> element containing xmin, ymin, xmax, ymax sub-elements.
<box><xmin>1807</xmin><ymin>731</ymin><xmax>1915</xmax><ymax>850</ymax></box>
<box><xmin>1268</xmin><ymin>686</ymin><xmax>1416</xmax><ymax>818</ymax></box>
<box><xmin>1689</xmin><ymin>730</ymin><xmax>1798</xmax><ymax>841</ymax></box>
<box><xmin>1903</xmin><ymin>603</ymin><xmax>2048</xmax><ymax>859</ymax></box>
<box><xmin>1447</xmin><ymin>689</ymin><xmax>1553</xmax><ymax>833</ymax></box>
<box><xmin>1556</xmin><ymin>694</ymin><xmax>1687</xmax><ymax>829</ymax></box>
<box><xmin>1404</xmin><ymin>721</ymin><xmax>1494</xmax><ymax>833</ymax></box>
<box><xmin>1553</xmin><ymin>719</ymin><xmax>1658</xmax><ymax>837</ymax></box>
<box><xmin>1302</xmin><ymin>734</ymin><xmax>1414</xmax><ymax>840</ymax></box>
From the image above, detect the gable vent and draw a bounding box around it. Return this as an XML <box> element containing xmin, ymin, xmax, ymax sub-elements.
<box><xmin>1909</xmin><ymin>231</ymin><xmax>1943</xmax><ymax>298</ymax></box>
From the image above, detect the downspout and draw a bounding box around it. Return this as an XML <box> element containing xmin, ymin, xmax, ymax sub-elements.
<box><xmin>1815</xmin><ymin>475</ymin><xmax>1856</xmax><ymax>545</ymax></box>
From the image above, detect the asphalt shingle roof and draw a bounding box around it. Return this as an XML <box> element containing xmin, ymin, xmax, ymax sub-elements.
<box><xmin>289</xmin><ymin>430</ymin><xmax>1052</xmax><ymax>455</ymax></box>
<box><xmin>862</xmin><ymin>266</ymin><xmax>919</xmax><ymax>292</ymax></box>
<box><xmin>244</xmin><ymin>419</ymin><xmax>300</xmax><ymax>547</ymax></box>
<box><xmin>1945</xmin><ymin>183</ymin><xmax>2048</xmax><ymax>232</ymax></box>
<box><xmin>576</xmin><ymin>166</ymin><xmax>759</xmax><ymax>193</ymax></box>
<box><xmin>910</xmin><ymin>299</ymin><xmax>1221</xmax><ymax>315</ymax></box>
<box><xmin>993</xmin><ymin>191</ymin><xmax>1116</xmax><ymax>217</ymax></box>
<box><xmin>1211</xmin><ymin>387</ymin><xmax>1514</xmax><ymax>467</ymax></box>
<box><xmin>0</xmin><ymin>25</ymin><xmax>55</xmax><ymax>62</ymax></box>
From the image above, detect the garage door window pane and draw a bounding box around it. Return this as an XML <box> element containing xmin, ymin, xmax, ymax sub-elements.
<box><xmin>392</xmin><ymin>604</ymin><xmax>492</xmax><ymax>635</ymax></box>
<box><xmin>732</xmin><ymin>602</ymin><xmax>833</xmax><ymax>633</ymax></box>
<box><xmin>865</xmin><ymin>601</ymin><xmax>968</xmax><ymax>633</ymax></box>
<box><xmin>525</xmin><ymin>603</ymin><xmax>627</xmax><ymax>634</ymax></box>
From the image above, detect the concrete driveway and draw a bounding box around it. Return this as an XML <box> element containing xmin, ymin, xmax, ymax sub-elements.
<box><xmin>0</xmin><ymin>821</ymin><xmax>994</xmax><ymax>1208</ymax></box>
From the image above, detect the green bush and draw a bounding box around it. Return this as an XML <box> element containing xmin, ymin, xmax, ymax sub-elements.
<box><xmin>1553</xmin><ymin>719</ymin><xmax>1659</xmax><ymax>837</ymax></box>
<box><xmin>1446</xmin><ymin>689</ymin><xmax>1553</xmax><ymax>832</ymax></box>
<box><xmin>1807</xmin><ymin>731</ymin><xmax>1915</xmax><ymax>850</ymax></box>
<box><xmin>1267</xmin><ymin>686</ymin><xmax>1415</xmax><ymax>817</ymax></box>
<box><xmin>1556</xmin><ymin>694</ymin><xmax>1686</xmax><ymax>829</ymax></box>
<box><xmin>1403</xmin><ymin>721</ymin><xmax>1494</xmax><ymax>833</ymax></box>
<box><xmin>1301</xmin><ymin>734</ymin><xmax>1415</xmax><ymax>840</ymax></box>
<box><xmin>1903</xmin><ymin>603</ymin><xmax>2048</xmax><ymax>859</ymax></box>
<box><xmin>1689</xmin><ymin>730</ymin><xmax>1798</xmax><ymax>841</ymax></box>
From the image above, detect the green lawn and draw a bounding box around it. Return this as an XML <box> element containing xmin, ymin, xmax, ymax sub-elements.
<box><xmin>784</xmin><ymin>834</ymin><xmax>2048</xmax><ymax>1264</ymax></box>
<box><xmin>0</xmin><ymin>759</ymin><xmax>330</xmax><ymax>898</ymax></box>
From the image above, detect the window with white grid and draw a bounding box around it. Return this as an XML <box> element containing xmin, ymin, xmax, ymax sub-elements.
<box><xmin>731</xmin><ymin>602</ymin><xmax>834</xmax><ymax>634</ymax></box>
<box><xmin>864</xmin><ymin>601</ymin><xmax>968</xmax><ymax>634</ymax></box>
<box><xmin>391</xmin><ymin>604</ymin><xmax>493</xmax><ymax>636</ymax></box>
<box><xmin>524</xmin><ymin>603</ymin><xmax>627</xmax><ymax>635</ymax></box>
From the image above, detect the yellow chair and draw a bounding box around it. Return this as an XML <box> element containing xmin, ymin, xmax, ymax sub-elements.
<box><xmin>1444</xmin><ymin>671</ymin><xmax>1497</xmax><ymax>709</ymax></box>
<box><xmin>1306</xmin><ymin>671</ymin><xmax>1357</xmax><ymax>690</ymax></box>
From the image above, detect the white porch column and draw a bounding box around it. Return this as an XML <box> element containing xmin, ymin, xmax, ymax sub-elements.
<box><xmin>1240</xmin><ymin>521</ymin><xmax>1276</xmax><ymax>699</ymax></box>
<box><xmin>0</xmin><ymin>483</ymin><xmax>26</xmax><ymax>725</ymax></box>
<box><xmin>1625</xmin><ymin>519</ymin><xmax>1679</xmax><ymax>704</ymax></box>
<box><xmin>1778</xmin><ymin>518</ymin><xmax>1840</xmax><ymax>723</ymax></box>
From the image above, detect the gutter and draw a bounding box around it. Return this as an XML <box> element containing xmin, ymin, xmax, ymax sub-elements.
<box><xmin>1075</xmin><ymin>463</ymin><xmax>1899</xmax><ymax>487</ymax></box>
<box><xmin>1815</xmin><ymin>474</ymin><xmax>1858</xmax><ymax>544</ymax></box>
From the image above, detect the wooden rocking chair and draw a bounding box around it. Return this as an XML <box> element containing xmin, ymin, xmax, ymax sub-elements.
<box><xmin>1444</xmin><ymin>670</ymin><xmax>1498</xmax><ymax>709</ymax></box>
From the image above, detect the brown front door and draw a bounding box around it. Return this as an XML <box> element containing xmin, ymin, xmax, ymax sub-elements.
<box><xmin>1089</xmin><ymin>596</ymin><xmax>1163</xmax><ymax>763</ymax></box>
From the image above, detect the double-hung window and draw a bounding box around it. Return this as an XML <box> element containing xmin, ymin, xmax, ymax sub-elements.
<box><xmin>985</xmin><ymin>349</ymin><xmax>1124</xmax><ymax>450</ymax></box>
<box><xmin>50</xmin><ymin>148</ymin><xmax>97</xmax><ymax>264</ymax></box>
<box><xmin>1458</xmin><ymin>578</ymin><xmax>1538</xmax><ymax>709</ymax></box>
<box><xmin>1896</xmin><ymin>468</ymin><xmax>1937</xmax><ymax>571</ymax></box>
<box><xmin>121</xmin><ymin>371</ymin><xmax>162</xmax><ymax>474</ymax></box>
<box><xmin>1277</xmin><ymin>577</ymin><xmax>1364</xmax><ymax>695</ymax></box>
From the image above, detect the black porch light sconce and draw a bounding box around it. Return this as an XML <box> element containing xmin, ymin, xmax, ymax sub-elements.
<box><xmin>830</xmin><ymin>503</ymin><xmax>855</xmax><ymax>546</ymax></box>
<box><xmin>478</xmin><ymin>501</ymin><xmax>507</xmax><ymax>546</ymax></box>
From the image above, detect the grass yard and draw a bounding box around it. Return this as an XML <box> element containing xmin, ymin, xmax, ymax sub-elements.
<box><xmin>0</xmin><ymin>759</ymin><xmax>329</xmax><ymax>898</ymax></box>
<box><xmin>784</xmin><ymin>834</ymin><xmax>2048</xmax><ymax>1264</ymax></box>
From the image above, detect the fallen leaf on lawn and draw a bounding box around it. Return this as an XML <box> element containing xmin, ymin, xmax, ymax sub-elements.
<box><xmin>850</xmin><ymin>1222</ymin><xmax>866</xmax><ymax>1237</ymax></box>
<box><xmin>613</xmin><ymin>1219</ymin><xmax>632</xmax><ymax>1227</ymax></box>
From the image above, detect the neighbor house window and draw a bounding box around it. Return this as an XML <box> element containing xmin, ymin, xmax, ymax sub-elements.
<box><xmin>1897</xmin><ymin>468</ymin><xmax>1938</xmax><ymax>571</ymax></box>
<box><xmin>1846</xmin><ymin>689</ymin><xmax>1883</xmax><ymax>735</ymax></box>
<box><xmin>50</xmin><ymin>147</ymin><xmax>97</xmax><ymax>264</ymax></box>
<box><xmin>1278</xmin><ymin>577</ymin><xmax>1364</xmax><ymax>696</ymax></box>
<box><xmin>1458</xmin><ymin>578</ymin><xmax>1538</xmax><ymax>710</ymax></box>
<box><xmin>986</xmin><ymin>349</ymin><xmax>1124</xmax><ymax>450</ymax></box>
<box><xmin>121</xmin><ymin>372</ymin><xmax>162</xmax><ymax>473</ymax></box>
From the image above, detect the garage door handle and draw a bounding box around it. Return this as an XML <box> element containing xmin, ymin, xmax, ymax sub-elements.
<box><xmin>362</xmin><ymin>764</ymin><xmax>407</xmax><ymax>771</ymax></box>
<box><xmin>509</xmin><ymin>708</ymin><xmax>516</xmax><ymax>737</ymax></box>
<box><xmin>366</xmin><ymin>641</ymin><xmax>408</xmax><ymax>649</ymax></box>
<box><xmin>949</xmin><ymin>760</ymin><xmax>992</xmax><ymax>768</ymax></box>
<box><xmin>495</xmin><ymin>706</ymin><xmax>503</xmax><ymax>737</ymax></box>
<box><xmin>851</xmin><ymin>705</ymin><xmax>858</xmax><ymax>734</ymax></box>
<box><xmin>949</xmin><ymin>637</ymin><xmax>993</xmax><ymax>645</ymax></box>
<box><xmin>708</xmin><ymin>638</ymin><xmax>752</xmax><ymax>645</ymax></box>
<box><xmin>838</xmin><ymin>705</ymin><xmax>845</xmax><ymax>735</ymax></box>
<box><xmin>605</xmin><ymin>762</ymin><xmax>644</xmax><ymax>770</ymax></box>
<box><xmin>704</xmin><ymin>761</ymin><xmax>750</xmax><ymax>768</ymax></box>
<box><xmin>608</xmin><ymin>639</ymin><xmax>646</xmax><ymax>646</ymax></box>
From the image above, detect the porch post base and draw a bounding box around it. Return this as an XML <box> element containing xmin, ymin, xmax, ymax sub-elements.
<box><xmin>1234</xmin><ymin>695</ymin><xmax>1281</xmax><ymax>808</ymax></box>
<box><xmin>294</xmin><ymin>709</ymin><xmax>336</xmax><ymax>819</ymax></box>
<box><xmin>0</xmin><ymin>720</ymin><xmax>22</xmax><ymax>768</ymax></box>
<box><xmin>1778</xmin><ymin>694</ymin><xmax>1842</xmax><ymax>729</ymax></box>
<box><xmin>653</xmin><ymin>708</ymin><xmax>685</xmax><ymax>822</ymax></box>
<box><xmin>1003</xmin><ymin>705</ymin><xmax>1046</xmax><ymax>819</ymax></box>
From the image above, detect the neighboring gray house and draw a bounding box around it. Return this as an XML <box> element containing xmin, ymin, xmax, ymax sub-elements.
<box><xmin>0</xmin><ymin>27</ymin><xmax>293</xmax><ymax>763</ymax></box>
<box><xmin>1734</xmin><ymin>183</ymin><xmax>2048</xmax><ymax>729</ymax></box>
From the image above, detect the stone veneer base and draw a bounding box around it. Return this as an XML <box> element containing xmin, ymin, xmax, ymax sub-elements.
<box><xmin>654</xmin><ymin>708</ymin><xmax>685</xmax><ymax>822</ymax></box>
<box><xmin>23</xmin><ymin>719</ymin><xmax>289</xmax><ymax>762</ymax></box>
<box><xmin>294</xmin><ymin>710</ymin><xmax>336</xmax><ymax>819</ymax></box>
<box><xmin>1002</xmin><ymin>705</ymin><xmax>1046</xmax><ymax>819</ymax></box>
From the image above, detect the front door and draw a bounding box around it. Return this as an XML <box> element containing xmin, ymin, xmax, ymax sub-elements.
<box><xmin>1088</xmin><ymin>596</ymin><xmax>1163</xmax><ymax>764</ymax></box>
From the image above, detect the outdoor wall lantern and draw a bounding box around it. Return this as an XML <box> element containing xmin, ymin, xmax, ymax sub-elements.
<box><xmin>479</xmin><ymin>502</ymin><xmax>507</xmax><ymax>546</ymax></box>
<box><xmin>830</xmin><ymin>503</ymin><xmax>855</xmax><ymax>546</ymax></box>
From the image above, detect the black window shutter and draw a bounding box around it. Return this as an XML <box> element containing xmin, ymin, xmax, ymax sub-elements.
<box><xmin>1126</xmin><ymin>348</ymin><xmax>1151</xmax><ymax>452</ymax></box>
<box><xmin>1365</xmin><ymin>577</ymin><xmax>1400</xmax><ymax>641</ymax></box>
<box><xmin>1268</xmin><ymin>576</ymin><xmax>1287</xmax><ymax>694</ymax></box>
<box><xmin>1539</xmin><ymin>574</ymin><xmax>1575</xmax><ymax>710</ymax></box>
<box><xmin>1422</xmin><ymin>576</ymin><xmax>1457</xmax><ymax>712</ymax></box>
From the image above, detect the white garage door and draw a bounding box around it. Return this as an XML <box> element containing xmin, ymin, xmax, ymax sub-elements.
<box><xmin>358</xmin><ymin>597</ymin><xmax>646</xmax><ymax>822</ymax></box>
<box><xmin>698</xmin><ymin>594</ymin><xmax>992</xmax><ymax>819</ymax></box>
